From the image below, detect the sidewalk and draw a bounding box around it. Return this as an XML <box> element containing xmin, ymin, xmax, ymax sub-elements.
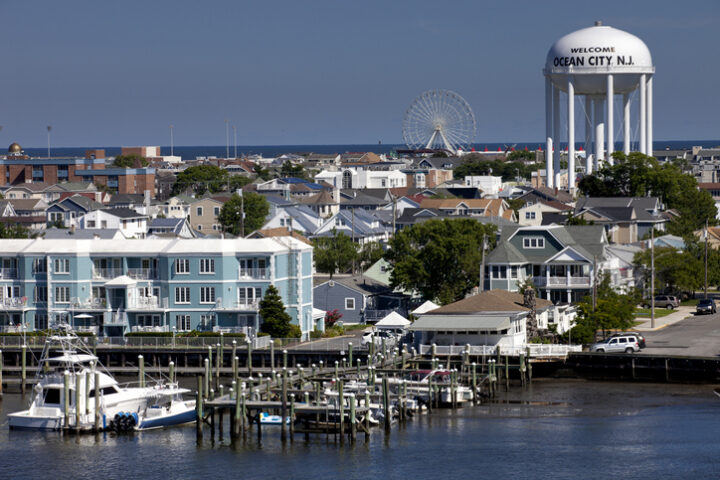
<box><xmin>634</xmin><ymin>306</ymin><xmax>694</xmax><ymax>331</ymax></box>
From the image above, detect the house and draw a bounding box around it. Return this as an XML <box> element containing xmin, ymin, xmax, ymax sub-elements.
<box><xmin>485</xmin><ymin>225</ymin><xmax>607</xmax><ymax>303</ymax></box>
<box><xmin>602</xmin><ymin>244</ymin><xmax>642</xmax><ymax>293</ymax></box>
<box><xmin>147</xmin><ymin>217</ymin><xmax>196</xmax><ymax>238</ymax></box>
<box><xmin>313</xmin><ymin>209</ymin><xmax>391</xmax><ymax>245</ymax></box>
<box><xmin>313</xmin><ymin>274</ymin><xmax>407</xmax><ymax>324</ymax></box>
<box><xmin>517</xmin><ymin>200</ymin><xmax>571</xmax><ymax>226</ymax></box>
<box><xmin>298</xmin><ymin>190</ymin><xmax>339</xmax><ymax>218</ymax></box>
<box><xmin>419</xmin><ymin>198</ymin><xmax>517</xmax><ymax>222</ymax></box>
<box><xmin>78</xmin><ymin>208</ymin><xmax>149</xmax><ymax>239</ymax></box>
<box><xmin>246</xmin><ymin>227</ymin><xmax>310</xmax><ymax>245</ymax></box>
<box><xmin>188</xmin><ymin>196</ymin><xmax>228</xmax><ymax>234</ymax></box>
<box><xmin>464</xmin><ymin>176</ymin><xmax>503</xmax><ymax>196</ymax></box>
<box><xmin>161</xmin><ymin>195</ymin><xmax>194</xmax><ymax>219</ymax></box>
<box><xmin>410</xmin><ymin>290</ymin><xmax>558</xmax><ymax>348</ymax></box>
<box><xmin>395</xmin><ymin>207</ymin><xmax>517</xmax><ymax>232</ymax></box>
<box><xmin>573</xmin><ymin>197</ymin><xmax>666</xmax><ymax>243</ymax></box>
<box><xmin>315</xmin><ymin>167</ymin><xmax>407</xmax><ymax>190</ymax></box>
<box><xmin>0</xmin><ymin>236</ymin><xmax>315</xmax><ymax>338</ymax></box>
<box><xmin>46</xmin><ymin>194</ymin><xmax>103</xmax><ymax>228</ymax></box>
<box><xmin>262</xmin><ymin>205</ymin><xmax>323</xmax><ymax>236</ymax></box>
<box><xmin>6</xmin><ymin>199</ymin><xmax>49</xmax><ymax>230</ymax></box>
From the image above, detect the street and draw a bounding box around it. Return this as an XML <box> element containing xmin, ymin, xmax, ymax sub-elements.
<box><xmin>640</xmin><ymin>311</ymin><xmax>720</xmax><ymax>357</ymax></box>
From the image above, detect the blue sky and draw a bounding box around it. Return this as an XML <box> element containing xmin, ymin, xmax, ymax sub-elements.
<box><xmin>1</xmin><ymin>0</ymin><xmax>719</xmax><ymax>147</ymax></box>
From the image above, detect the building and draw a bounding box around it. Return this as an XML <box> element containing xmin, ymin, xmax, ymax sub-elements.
<box><xmin>485</xmin><ymin>225</ymin><xmax>607</xmax><ymax>303</ymax></box>
<box><xmin>544</xmin><ymin>22</ymin><xmax>655</xmax><ymax>190</ymax></box>
<box><xmin>0</xmin><ymin>237</ymin><xmax>315</xmax><ymax>338</ymax></box>
<box><xmin>573</xmin><ymin>196</ymin><xmax>666</xmax><ymax>243</ymax></box>
<box><xmin>188</xmin><ymin>196</ymin><xmax>227</xmax><ymax>234</ymax></box>
<box><xmin>78</xmin><ymin>208</ymin><xmax>149</xmax><ymax>239</ymax></box>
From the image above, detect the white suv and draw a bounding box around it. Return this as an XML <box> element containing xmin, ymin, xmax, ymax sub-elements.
<box><xmin>590</xmin><ymin>335</ymin><xmax>641</xmax><ymax>353</ymax></box>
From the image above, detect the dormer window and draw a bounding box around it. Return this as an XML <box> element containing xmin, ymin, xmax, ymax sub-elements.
<box><xmin>523</xmin><ymin>237</ymin><xmax>545</xmax><ymax>249</ymax></box>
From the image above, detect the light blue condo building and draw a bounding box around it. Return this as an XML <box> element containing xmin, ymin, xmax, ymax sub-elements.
<box><xmin>0</xmin><ymin>237</ymin><xmax>315</xmax><ymax>337</ymax></box>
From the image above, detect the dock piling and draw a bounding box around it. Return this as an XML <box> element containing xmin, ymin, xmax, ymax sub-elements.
<box><xmin>138</xmin><ymin>354</ymin><xmax>145</xmax><ymax>388</ymax></box>
<box><xmin>21</xmin><ymin>344</ymin><xmax>26</xmax><ymax>394</ymax></box>
<box><xmin>94</xmin><ymin>371</ymin><xmax>100</xmax><ymax>431</ymax></box>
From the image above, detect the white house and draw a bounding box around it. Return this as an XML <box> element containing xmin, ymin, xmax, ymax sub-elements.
<box><xmin>464</xmin><ymin>175</ymin><xmax>503</xmax><ymax>196</ymax></box>
<box><xmin>78</xmin><ymin>208</ymin><xmax>149</xmax><ymax>239</ymax></box>
<box><xmin>315</xmin><ymin>168</ymin><xmax>407</xmax><ymax>190</ymax></box>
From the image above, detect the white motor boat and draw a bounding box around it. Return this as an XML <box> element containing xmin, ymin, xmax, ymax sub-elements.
<box><xmin>8</xmin><ymin>324</ymin><xmax>195</xmax><ymax>432</ymax></box>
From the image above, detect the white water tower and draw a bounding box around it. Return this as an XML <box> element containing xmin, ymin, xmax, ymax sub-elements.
<box><xmin>544</xmin><ymin>21</ymin><xmax>655</xmax><ymax>190</ymax></box>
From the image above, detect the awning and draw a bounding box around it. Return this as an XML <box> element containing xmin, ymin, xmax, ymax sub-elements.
<box><xmin>409</xmin><ymin>315</ymin><xmax>511</xmax><ymax>332</ymax></box>
<box><xmin>411</xmin><ymin>300</ymin><xmax>441</xmax><ymax>315</ymax></box>
<box><xmin>104</xmin><ymin>275</ymin><xmax>137</xmax><ymax>287</ymax></box>
<box><xmin>312</xmin><ymin>307</ymin><xmax>326</xmax><ymax>320</ymax></box>
<box><xmin>375</xmin><ymin>311</ymin><xmax>411</xmax><ymax>328</ymax></box>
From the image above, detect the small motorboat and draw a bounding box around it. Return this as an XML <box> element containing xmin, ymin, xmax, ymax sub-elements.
<box><xmin>259</xmin><ymin>412</ymin><xmax>291</xmax><ymax>425</ymax></box>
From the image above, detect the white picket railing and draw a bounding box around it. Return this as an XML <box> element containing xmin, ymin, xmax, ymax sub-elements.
<box><xmin>419</xmin><ymin>343</ymin><xmax>582</xmax><ymax>358</ymax></box>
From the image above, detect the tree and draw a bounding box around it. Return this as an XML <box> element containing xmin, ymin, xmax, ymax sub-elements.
<box><xmin>172</xmin><ymin>165</ymin><xmax>229</xmax><ymax>196</ymax></box>
<box><xmin>578</xmin><ymin>152</ymin><xmax>717</xmax><ymax>237</ymax></box>
<box><xmin>312</xmin><ymin>229</ymin><xmax>358</xmax><ymax>277</ymax></box>
<box><xmin>259</xmin><ymin>285</ymin><xmax>297</xmax><ymax>338</ymax></box>
<box><xmin>112</xmin><ymin>153</ymin><xmax>149</xmax><ymax>168</ymax></box>
<box><xmin>357</xmin><ymin>241</ymin><xmax>385</xmax><ymax>272</ymax></box>
<box><xmin>0</xmin><ymin>222</ymin><xmax>33</xmax><ymax>239</ymax></box>
<box><xmin>280</xmin><ymin>161</ymin><xmax>307</xmax><ymax>180</ymax></box>
<box><xmin>228</xmin><ymin>175</ymin><xmax>252</xmax><ymax>192</ymax></box>
<box><xmin>254</xmin><ymin>164</ymin><xmax>272</xmax><ymax>181</ymax></box>
<box><xmin>217</xmin><ymin>192</ymin><xmax>270</xmax><ymax>237</ymax></box>
<box><xmin>384</xmin><ymin>218</ymin><xmax>497</xmax><ymax>304</ymax></box>
<box><xmin>634</xmin><ymin>245</ymin><xmax>703</xmax><ymax>295</ymax></box>
<box><xmin>566</xmin><ymin>274</ymin><xmax>638</xmax><ymax>343</ymax></box>
<box><xmin>324</xmin><ymin>309</ymin><xmax>343</xmax><ymax>328</ymax></box>
<box><xmin>506</xmin><ymin>149</ymin><xmax>535</xmax><ymax>162</ymax></box>
<box><xmin>453</xmin><ymin>157</ymin><xmax>544</xmax><ymax>182</ymax></box>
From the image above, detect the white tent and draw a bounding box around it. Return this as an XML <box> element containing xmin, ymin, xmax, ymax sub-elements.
<box><xmin>375</xmin><ymin>311</ymin><xmax>411</xmax><ymax>329</ymax></box>
<box><xmin>411</xmin><ymin>300</ymin><xmax>440</xmax><ymax>315</ymax></box>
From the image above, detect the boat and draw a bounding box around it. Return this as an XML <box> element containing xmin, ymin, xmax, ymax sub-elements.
<box><xmin>259</xmin><ymin>412</ymin><xmax>291</xmax><ymax>425</ymax></box>
<box><xmin>8</xmin><ymin>324</ymin><xmax>195</xmax><ymax>432</ymax></box>
<box><xmin>401</xmin><ymin>369</ymin><xmax>473</xmax><ymax>406</ymax></box>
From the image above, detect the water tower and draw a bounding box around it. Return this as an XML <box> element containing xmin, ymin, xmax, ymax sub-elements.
<box><xmin>543</xmin><ymin>21</ymin><xmax>654</xmax><ymax>190</ymax></box>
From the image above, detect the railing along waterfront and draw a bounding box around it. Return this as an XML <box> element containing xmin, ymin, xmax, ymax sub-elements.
<box><xmin>419</xmin><ymin>344</ymin><xmax>582</xmax><ymax>357</ymax></box>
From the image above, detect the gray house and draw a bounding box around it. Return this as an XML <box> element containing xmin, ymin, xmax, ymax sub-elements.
<box><xmin>313</xmin><ymin>275</ymin><xmax>404</xmax><ymax>324</ymax></box>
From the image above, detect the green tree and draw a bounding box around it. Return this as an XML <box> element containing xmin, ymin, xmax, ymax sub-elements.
<box><xmin>634</xmin><ymin>245</ymin><xmax>703</xmax><ymax>295</ymax></box>
<box><xmin>357</xmin><ymin>241</ymin><xmax>385</xmax><ymax>272</ymax></box>
<box><xmin>217</xmin><ymin>192</ymin><xmax>270</xmax><ymax>237</ymax></box>
<box><xmin>280</xmin><ymin>161</ymin><xmax>307</xmax><ymax>179</ymax></box>
<box><xmin>0</xmin><ymin>222</ymin><xmax>33</xmax><ymax>238</ymax></box>
<box><xmin>254</xmin><ymin>164</ymin><xmax>272</xmax><ymax>181</ymax></box>
<box><xmin>453</xmin><ymin>157</ymin><xmax>544</xmax><ymax>182</ymax></box>
<box><xmin>506</xmin><ymin>149</ymin><xmax>535</xmax><ymax>162</ymax></box>
<box><xmin>312</xmin><ymin>229</ymin><xmax>358</xmax><ymax>277</ymax></box>
<box><xmin>228</xmin><ymin>175</ymin><xmax>252</xmax><ymax>192</ymax></box>
<box><xmin>172</xmin><ymin>165</ymin><xmax>229</xmax><ymax>196</ymax></box>
<box><xmin>112</xmin><ymin>153</ymin><xmax>149</xmax><ymax>168</ymax></box>
<box><xmin>578</xmin><ymin>152</ymin><xmax>717</xmax><ymax>236</ymax></box>
<box><xmin>565</xmin><ymin>274</ymin><xmax>638</xmax><ymax>343</ymax></box>
<box><xmin>259</xmin><ymin>285</ymin><xmax>297</xmax><ymax>338</ymax></box>
<box><xmin>384</xmin><ymin>218</ymin><xmax>497</xmax><ymax>304</ymax></box>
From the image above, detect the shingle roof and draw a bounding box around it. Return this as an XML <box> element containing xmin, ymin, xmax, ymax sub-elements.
<box><xmin>101</xmin><ymin>208</ymin><xmax>147</xmax><ymax>219</ymax></box>
<box><xmin>427</xmin><ymin>289</ymin><xmax>552</xmax><ymax>314</ymax></box>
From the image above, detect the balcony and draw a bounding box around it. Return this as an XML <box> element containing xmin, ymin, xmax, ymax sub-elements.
<box><xmin>534</xmin><ymin>276</ymin><xmax>591</xmax><ymax>287</ymax></box>
<box><xmin>212</xmin><ymin>298</ymin><xmax>260</xmax><ymax>311</ymax></box>
<box><xmin>0</xmin><ymin>268</ymin><xmax>18</xmax><ymax>279</ymax></box>
<box><xmin>127</xmin><ymin>296</ymin><xmax>169</xmax><ymax>310</ymax></box>
<box><xmin>127</xmin><ymin>268</ymin><xmax>159</xmax><ymax>280</ymax></box>
<box><xmin>104</xmin><ymin>311</ymin><xmax>127</xmax><ymax>326</ymax></box>
<box><xmin>0</xmin><ymin>297</ymin><xmax>28</xmax><ymax>310</ymax></box>
<box><xmin>93</xmin><ymin>268</ymin><xmax>123</xmax><ymax>280</ymax></box>
<box><xmin>238</xmin><ymin>267</ymin><xmax>270</xmax><ymax>280</ymax></box>
<box><xmin>71</xmin><ymin>297</ymin><xmax>107</xmax><ymax>310</ymax></box>
<box><xmin>131</xmin><ymin>325</ymin><xmax>169</xmax><ymax>333</ymax></box>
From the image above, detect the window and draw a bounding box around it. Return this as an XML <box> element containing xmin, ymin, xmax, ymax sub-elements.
<box><xmin>200</xmin><ymin>314</ymin><xmax>214</xmax><ymax>327</ymax></box>
<box><xmin>175</xmin><ymin>287</ymin><xmax>190</xmax><ymax>304</ymax></box>
<box><xmin>213</xmin><ymin>207</ymin><xmax>220</xmax><ymax>216</ymax></box>
<box><xmin>54</xmin><ymin>258</ymin><xmax>70</xmax><ymax>274</ymax></box>
<box><xmin>238</xmin><ymin>287</ymin><xmax>262</xmax><ymax>305</ymax></box>
<box><xmin>200</xmin><ymin>258</ymin><xmax>215</xmax><ymax>274</ymax></box>
<box><xmin>36</xmin><ymin>313</ymin><xmax>48</xmax><ymax>330</ymax></box>
<box><xmin>34</xmin><ymin>286</ymin><xmax>47</xmax><ymax>303</ymax></box>
<box><xmin>33</xmin><ymin>258</ymin><xmax>46</xmax><ymax>274</ymax></box>
<box><xmin>176</xmin><ymin>314</ymin><xmax>191</xmax><ymax>332</ymax></box>
<box><xmin>522</xmin><ymin>237</ymin><xmax>545</xmax><ymax>249</ymax></box>
<box><xmin>175</xmin><ymin>258</ymin><xmax>190</xmax><ymax>274</ymax></box>
<box><xmin>510</xmin><ymin>266</ymin><xmax>518</xmax><ymax>279</ymax></box>
<box><xmin>87</xmin><ymin>220</ymin><xmax>96</xmax><ymax>228</ymax></box>
<box><xmin>55</xmin><ymin>286</ymin><xmax>70</xmax><ymax>303</ymax></box>
<box><xmin>200</xmin><ymin>287</ymin><xmax>216</xmax><ymax>303</ymax></box>
<box><xmin>196</xmin><ymin>207</ymin><xmax>203</xmax><ymax>216</ymax></box>
<box><xmin>345</xmin><ymin>298</ymin><xmax>355</xmax><ymax>310</ymax></box>
<box><xmin>525</xmin><ymin>211</ymin><xmax>536</xmax><ymax>220</ymax></box>
<box><xmin>492</xmin><ymin>266</ymin><xmax>507</xmax><ymax>279</ymax></box>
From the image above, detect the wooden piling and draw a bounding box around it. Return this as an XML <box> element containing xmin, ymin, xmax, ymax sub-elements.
<box><xmin>348</xmin><ymin>342</ymin><xmax>353</xmax><ymax>367</ymax></box>
<box><xmin>0</xmin><ymin>349</ymin><xmax>3</xmax><ymax>397</ymax></box>
<box><xmin>504</xmin><ymin>354</ymin><xmax>509</xmax><ymax>391</ymax></box>
<box><xmin>349</xmin><ymin>393</ymin><xmax>357</xmax><ymax>442</ymax></box>
<box><xmin>247</xmin><ymin>339</ymin><xmax>253</xmax><ymax>376</ymax></box>
<box><xmin>281</xmin><ymin>368</ymin><xmax>288</xmax><ymax>442</ymax></box>
<box><xmin>21</xmin><ymin>344</ymin><xmax>26</xmax><ymax>394</ymax></box>
<box><xmin>216</xmin><ymin>342</ymin><xmax>222</xmax><ymax>388</ymax></box>
<box><xmin>169</xmin><ymin>361</ymin><xmax>175</xmax><ymax>384</ymax></box>
<box><xmin>289</xmin><ymin>393</ymin><xmax>295</xmax><ymax>440</ymax></box>
<box><xmin>283</xmin><ymin>349</ymin><xmax>288</xmax><ymax>369</ymax></box>
<box><xmin>382</xmin><ymin>376</ymin><xmax>390</xmax><ymax>431</ymax></box>
<box><xmin>196</xmin><ymin>376</ymin><xmax>203</xmax><ymax>438</ymax></box>
<box><xmin>138</xmin><ymin>354</ymin><xmax>145</xmax><ymax>388</ymax></box>
<box><xmin>63</xmin><ymin>371</ymin><xmax>70</xmax><ymax>429</ymax></box>
<box><xmin>270</xmin><ymin>340</ymin><xmax>275</xmax><ymax>370</ymax></box>
<box><xmin>234</xmin><ymin>385</ymin><xmax>241</xmax><ymax>437</ymax></box>
<box><xmin>75</xmin><ymin>373</ymin><xmax>81</xmax><ymax>431</ymax></box>
<box><xmin>94</xmin><ymin>371</ymin><xmax>100</xmax><ymax>431</ymax></box>
<box><xmin>338</xmin><ymin>378</ymin><xmax>345</xmax><ymax>439</ymax></box>
<box><xmin>204</xmin><ymin>359</ymin><xmax>210</xmax><ymax>398</ymax></box>
<box><xmin>471</xmin><ymin>362</ymin><xmax>477</xmax><ymax>404</ymax></box>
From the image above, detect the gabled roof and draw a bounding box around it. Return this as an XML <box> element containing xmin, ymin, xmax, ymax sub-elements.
<box><xmin>109</xmin><ymin>194</ymin><xmax>145</xmax><ymax>205</ymax></box>
<box><xmin>6</xmin><ymin>198</ymin><xmax>47</xmax><ymax>211</ymax></box>
<box><xmin>59</xmin><ymin>194</ymin><xmax>103</xmax><ymax>212</ymax></box>
<box><xmin>426</xmin><ymin>289</ymin><xmax>552</xmax><ymax>315</ymax></box>
<box><xmin>246</xmin><ymin>227</ymin><xmax>310</xmax><ymax>245</ymax></box>
<box><xmin>298</xmin><ymin>190</ymin><xmax>337</xmax><ymax>206</ymax></box>
<box><xmin>100</xmin><ymin>208</ymin><xmax>148</xmax><ymax>219</ymax></box>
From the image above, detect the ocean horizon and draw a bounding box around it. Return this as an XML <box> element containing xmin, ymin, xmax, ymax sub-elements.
<box><xmin>15</xmin><ymin>140</ymin><xmax>720</xmax><ymax>161</ymax></box>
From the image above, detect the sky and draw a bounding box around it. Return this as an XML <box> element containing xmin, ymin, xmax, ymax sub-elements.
<box><xmin>1</xmin><ymin>0</ymin><xmax>719</xmax><ymax>148</ymax></box>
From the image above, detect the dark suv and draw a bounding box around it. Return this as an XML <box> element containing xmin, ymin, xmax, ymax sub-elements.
<box><xmin>696</xmin><ymin>298</ymin><xmax>717</xmax><ymax>315</ymax></box>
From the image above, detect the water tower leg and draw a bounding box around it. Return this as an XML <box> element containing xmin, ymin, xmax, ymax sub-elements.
<box><xmin>567</xmin><ymin>78</ymin><xmax>575</xmax><ymax>193</ymax></box>
<box><xmin>623</xmin><ymin>93</ymin><xmax>631</xmax><ymax>155</ymax></box>
<box><xmin>607</xmin><ymin>74</ymin><xmax>614</xmax><ymax>165</ymax></box>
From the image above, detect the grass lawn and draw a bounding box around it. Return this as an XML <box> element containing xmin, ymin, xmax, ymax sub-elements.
<box><xmin>343</xmin><ymin>323</ymin><xmax>369</xmax><ymax>331</ymax></box>
<box><xmin>681</xmin><ymin>298</ymin><xmax>700</xmax><ymax>307</ymax></box>
<box><xmin>635</xmin><ymin>308</ymin><xmax>673</xmax><ymax>318</ymax></box>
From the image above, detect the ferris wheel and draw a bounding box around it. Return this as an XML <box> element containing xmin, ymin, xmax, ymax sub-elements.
<box><xmin>402</xmin><ymin>89</ymin><xmax>476</xmax><ymax>152</ymax></box>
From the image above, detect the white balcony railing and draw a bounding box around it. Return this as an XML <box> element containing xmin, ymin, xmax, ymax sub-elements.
<box><xmin>70</xmin><ymin>297</ymin><xmax>107</xmax><ymax>309</ymax></box>
<box><xmin>214</xmin><ymin>300</ymin><xmax>260</xmax><ymax>311</ymax></box>
<box><xmin>128</xmin><ymin>296</ymin><xmax>169</xmax><ymax>310</ymax></box>
<box><xmin>127</xmin><ymin>268</ymin><xmax>158</xmax><ymax>280</ymax></box>
<box><xmin>238</xmin><ymin>267</ymin><xmax>270</xmax><ymax>280</ymax></box>
<box><xmin>131</xmin><ymin>325</ymin><xmax>169</xmax><ymax>333</ymax></box>
<box><xmin>0</xmin><ymin>297</ymin><xmax>27</xmax><ymax>309</ymax></box>
<box><xmin>92</xmin><ymin>268</ymin><xmax>123</xmax><ymax>280</ymax></box>
<box><xmin>0</xmin><ymin>268</ymin><xmax>18</xmax><ymax>279</ymax></box>
<box><xmin>534</xmin><ymin>276</ymin><xmax>591</xmax><ymax>287</ymax></box>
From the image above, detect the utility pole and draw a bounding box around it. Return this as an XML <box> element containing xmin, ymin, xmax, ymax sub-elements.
<box><xmin>233</xmin><ymin>125</ymin><xmax>237</xmax><ymax>159</ymax></box>
<box><xmin>170</xmin><ymin>125</ymin><xmax>174</xmax><ymax>156</ymax></box>
<box><xmin>479</xmin><ymin>234</ymin><xmax>487</xmax><ymax>293</ymax></box>
<box><xmin>46</xmin><ymin>126</ymin><xmax>52</xmax><ymax>158</ymax></box>
<box><xmin>705</xmin><ymin>219</ymin><xmax>708</xmax><ymax>299</ymax></box>
<box><xmin>651</xmin><ymin>227</ymin><xmax>655</xmax><ymax>329</ymax></box>
<box><xmin>225</xmin><ymin>119</ymin><xmax>229</xmax><ymax>159</ymax></box>
<box><xmin>392</xmin><ymin>194</ymin><xmax>397</xmax><ymax>236</ymax></box>
<box><xmin>351</xmin><ymin>208</ymin><xmax>356</xmax><ymax>275</ymax></box>
<box><xmin>592</xmin><ymin>255</ymin><xmax>597</xmax><ymax>311</ymax></box>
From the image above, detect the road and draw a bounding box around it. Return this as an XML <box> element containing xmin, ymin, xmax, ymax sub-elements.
<box><xmin>640</xmin><ymin>311</ymin><xmax>720</xmax><ymax>357</ymax></box>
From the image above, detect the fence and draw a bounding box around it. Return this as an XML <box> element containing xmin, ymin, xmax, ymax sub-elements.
<box><xmin>419</xmin><ymin>343</ymin><xmax>582</xmax><ymax>358</ymax></box>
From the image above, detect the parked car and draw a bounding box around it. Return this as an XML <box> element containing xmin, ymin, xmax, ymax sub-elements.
<box><xmin>590</xmin><ymin>335</ymin><xmax>641</xmax><ymax>354</ymax></box>
<box><xmin>643</xmin><ymin>295</ymin><xmax>680</xmax><ymax>310</ymax></box>
<box><xmin>609</xmin><ymin>331</ymin><xmax>646</xmax><ymax>348</ymax></box>
<box><xmin>696</xmin><ymin>298</ymin><xmax>717</xmax><ymax>315</ymax></box>
<box><xmin>361</xmin><ymin>330</ymin><xmax>397</xmax><ymax>347</ymax></box>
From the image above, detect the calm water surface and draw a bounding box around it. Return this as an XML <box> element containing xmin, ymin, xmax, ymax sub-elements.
<box><xmin>0</xmin><ymin>380</ymin><xmax>718</xmax><ymax>480</ymax></box>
